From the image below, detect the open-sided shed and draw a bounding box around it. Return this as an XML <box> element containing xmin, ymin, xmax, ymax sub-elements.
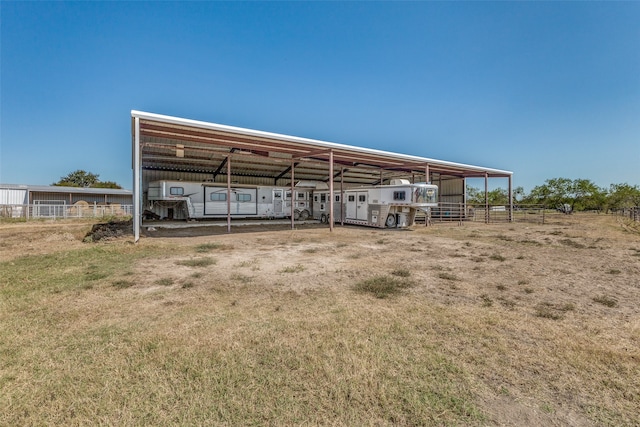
<box><xmin>131</xmin><ymin>110</ymin><xmax>512</xmax><ymax>241</ymax></box>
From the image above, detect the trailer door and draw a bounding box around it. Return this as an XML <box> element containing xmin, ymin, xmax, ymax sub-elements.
<box><xmin>346</xmin><ymin>193</ymin><xmax>357</xmax><ymax>219</ymax></box>
<box><xmin>273</xmin><ymin>189</ymin><xmax>283</xmax><ymax>214</ymax></box>
<box><xmin>356</xmin><ymin>192</ymin><xmax>368</xmax><ymax>220</ymax></box>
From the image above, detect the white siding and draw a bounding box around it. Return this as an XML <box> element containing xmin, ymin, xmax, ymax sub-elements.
<box><xmin>0</xmin><ymin>187</ymin><xmax>28</xmax><ymax>204</ymax></box>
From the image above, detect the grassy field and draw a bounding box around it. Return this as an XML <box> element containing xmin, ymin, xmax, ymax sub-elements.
<box><xmin>1</xmin><ymin>214</ymin><xmax>639</xmax><ymax>425</ymax></box>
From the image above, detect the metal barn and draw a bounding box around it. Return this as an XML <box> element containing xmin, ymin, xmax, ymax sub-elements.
<box><xmin>0</xmin><ymin>184</ymin><xmax>132</xmax><ymax>219</ymax></box>
<box><xmin>131</xmin><ymin>110</ymin><xmax>513</xmax><ymax>241</ymax></box>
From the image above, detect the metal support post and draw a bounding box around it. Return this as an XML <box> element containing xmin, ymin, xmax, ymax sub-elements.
<box><xmin>508</xmin><ymin>175</ymin><xmax>513</xmax><ymax>223</ymax></box>
<box><xmin>329</xmin><ymin>150</ymin><xmax>334</xmax><ymax>232</ymax></box>
<box><xmin>133</xmin><ymin>117</ymin><xmax>141</xmax><ymax>242</ymax></box>
<box><xmin>227</xmin><ymin>156</ymin><xmax>231</xmax><ymax>233</ymax></box>
<box><xmin>484</xmin><ymin>172</ymin><xmax>489</xmax><ymax>224</ymax></box>
<box><xmin>340</xmin><ymin>167</ymin><xmax>344</xmax><ymax>226</ymax></box>
<box><xmin>291</xmin><ymin>160</ymin><xmax>295</xmax><ymax>230</ymax></box>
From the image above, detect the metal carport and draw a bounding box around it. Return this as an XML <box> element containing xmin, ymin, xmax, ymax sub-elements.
<box><xmin>131</xmin><ymin>110</ymin><xmax>513</xmax><ymax>241</ymax></box>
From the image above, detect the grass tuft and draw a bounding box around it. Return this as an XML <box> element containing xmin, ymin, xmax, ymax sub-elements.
<box><xmin>353</xmin><ymin>275</ymin><xmax>414</xmax><ymax>298</ymax></box>
<box><xmin>480</xmin><ymin>294</ymin><xmax>493</xmax><ymax>307</ymax></box>
<box><xmin>155</xmin><ymin>277</ymin><xmax>174</xmax><ymax>286</ymax></box>
<box><xmin>195</xmin><ymin>242</ymin><xmax>222</xmax><ymax>252</ymax></box>
<box><xmin>560</xmin><ymin>239</ymin><xmax>586</xmax><ymax>249</ymax></box>
<box><xmin>438</xmin><ymin>272</ymin><xmax>459</xmax><ymax>281</ymax></box>
<box><xmin>391</xmin><ymin>268</ymin><xmax>411</xmax><ymax>277</ymax></box>
<box><xmin>176</xmin><ymin>257</ymin><xmax>217</xmax><ymax>267</ymax></box>
<box><xmin>280</xmin><ymin>264</ymin><xmax>305</xmax><ymax>273</ymax></box>
<box><xmin>534</xmin><ymin>302</ymin><xmax>574</xmax><ymax>319</ymax></box>
<box><xmin>592</xmin><ymin>295</ymin><xmax>617</xmax><ymax>308</ymax></box>
<box><xmin>113</xmin><ymin>279</ymin><xmax>135</xmax><ymax>289</ymax></box>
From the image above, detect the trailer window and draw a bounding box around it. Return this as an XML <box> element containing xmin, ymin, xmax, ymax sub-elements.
<box><xmin>283</xmin><ymin>192</ymin><xmax>289</xmax><ymax>199</ymax></box>
<box><xmin>358</xmin><ymin>195</ymin><xmax>366</xmax><ymax>202</ymax></box>
<box><xmin>237</xmin><ymin>194</ymin><xmax>252</xmax><ymax>202</ymax></box>
<box><xmin>335</xmin><ymin>195</ymin><xmax>340</xmax><ymax>202</ymax></box>
<box><xmin>314</xmin><ymin>195</ymin><xmax>318</xmax><ymax>202</ymax></box>
<box><xmin>393</xmin><ymin>191</ymin><xmax>406</xmax><ymax>201</ymax></box>
<box><xmin>296</xmin><ymin>192</ymin><xmax>305</xmax><ymax>200</ymax></box>
<box><xmin>169</xmin><ymin>187</ymin><xmax>184</xmax><ymax>196</ymax></box>
<box><xmin>320</xmin><ymin>194</ymin><xmax>326</xmax><ymax>203</ymax></box>
<box><xmin>414</xmin><ymin>186</ymin><xmax>438</xmax><ymax>204</ymax></box>
<box><xmin>348</xmin><ymin>195</ymin><xmax>355</xmax><ymax>202</ymax></box>
<box><xmin>210</xmin><ymin>193</ymin><xmax>227</xmax><ymax>202</ymax></box>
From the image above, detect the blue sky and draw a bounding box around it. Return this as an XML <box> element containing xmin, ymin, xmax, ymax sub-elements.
<box><xmin>1</xmin><ymin>1</ymin><xmax>638</xmax><ymax>192</ymax></box>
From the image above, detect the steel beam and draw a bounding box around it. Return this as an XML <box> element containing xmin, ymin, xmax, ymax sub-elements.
<box><xmin>291</xmin><ymin>160</ymin><xmax>295</xmax><ymax>230</ymax></box>
<box><xmin>133</xmin><ymin>117</ymin><xmax>141</xmax><ymax>242</ymax></box>
<box><xmin>329</xmin><ymin>150</ymin><xmax>334</xmax><ymax>232</ymax></box>
<box><xmin>227</xmin><ymin>156</ymin><xmax>231</xmax><ymax>233</ymax></box>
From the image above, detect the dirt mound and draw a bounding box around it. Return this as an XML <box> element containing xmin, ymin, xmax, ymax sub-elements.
<box><xmin>84</xmin><ymin>220</ymin><xmax>133</xmax><ymax>242</ymax></box>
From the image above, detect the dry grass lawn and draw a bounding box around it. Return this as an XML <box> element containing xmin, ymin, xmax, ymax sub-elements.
<box><xmin>1</xmin><ymin>214</ymin><xmax>639</xmax><ymax>425</ymax></box>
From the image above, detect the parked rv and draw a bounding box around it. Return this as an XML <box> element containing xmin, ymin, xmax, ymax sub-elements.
<box><xmin>146</xmin><ymin>181</ymin><xmax>310</xmax><ymax>220</ymax></box>
<box><xmin>145</xmin><ymin>179</ymin><xmax>438</xmax><ymax>228</ymax></box>
<box><xmin>312</xmin><ymin>180</ymin><xmax>438</xmax><ymax>228</ymax></box>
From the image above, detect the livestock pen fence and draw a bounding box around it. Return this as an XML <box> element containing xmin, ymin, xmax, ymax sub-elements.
<box><xmin>2</xmin><ymin>201</ymin><xmax>635</xmax><ymax>225</ymax></box>
<box><xmin>0</xmin><ymin>202</ymin><xmax>133</xmax><ymax>220</ymax></box>
<box><xmin>616</xmin><ymin>207</ymin><xmax>640</xmax><ymax>222</ymax></box>
<box><xmin>416</xmin><ymin>203</ymin><xmax>613</xmax><ymax>225</ymax></box>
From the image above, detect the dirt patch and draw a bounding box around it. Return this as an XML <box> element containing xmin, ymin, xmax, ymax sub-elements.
<box><xmin>84</xmin><ymin>219</ymin><xmax>133</xmax><ymax>242</ymax></box>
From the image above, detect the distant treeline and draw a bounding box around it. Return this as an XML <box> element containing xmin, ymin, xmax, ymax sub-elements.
<box><xmin>467</xmin><ymin>178</ymin><xmax>640</xmax><ymax>212</ymax></box>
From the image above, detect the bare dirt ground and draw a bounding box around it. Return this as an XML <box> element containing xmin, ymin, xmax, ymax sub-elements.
<box><xmin>1</xmin><ymin>214</ymin><xmax>639</xmax><ymax>425</ymax></box>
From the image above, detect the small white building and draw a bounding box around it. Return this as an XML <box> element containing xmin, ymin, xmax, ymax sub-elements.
<box><xmin>0</xmin><ymin>184</ymin><xmax>132</xmax><ymax>219</ymax></box>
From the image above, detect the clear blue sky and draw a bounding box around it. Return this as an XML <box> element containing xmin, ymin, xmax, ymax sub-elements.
<box><xmin>1</xmin><ymin>1</ymin><xmax>638</xmax><ymax>192</ymax></box>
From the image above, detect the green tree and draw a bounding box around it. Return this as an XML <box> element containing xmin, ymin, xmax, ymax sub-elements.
<box><xmin>91</xmin><ymin>181</ymin><xmax>123</xmax><ymax>189</ymax></box>
<box><xmin>527</xmin><ymin>178</ymin><xmax>605</xmax><ymax>211</ymax></box>
<box><xmin>606</xmin><ymin>183</ymin><xmax>640</xmax><ymax>211</ymax></box>
<box><xmin>52</xmin><ymin>170</ymin><xmax>122</xmax><ymax>189</ymax></box>
<box><xmin>465</xmin><ymin>186</ymin><xmax>513</xmax><ymax>205</ymax></box>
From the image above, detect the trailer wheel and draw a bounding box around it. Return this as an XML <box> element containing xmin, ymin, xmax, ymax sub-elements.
<box><xmin>300</xmin><ymin>210</ymin><xmax>309</xmax><ymax>220</ymax></box>
<box><xmin>385</xmin><ymin>214</ymin><xmax>397</xmax><ymax>228</ymax></box>
<box><xmin>320</xmin><ymin>213</ymin><xmax>327</xmax><ymax>224</ymax></box>
<box><xmin>294</xmin><ymin>210</ymin><xmax>300</xmax><ymax>220</ymax></box>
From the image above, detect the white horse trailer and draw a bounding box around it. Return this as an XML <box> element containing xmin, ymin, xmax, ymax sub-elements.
<box><xmin>313</xmin><ymin>180</ymin><xmax>438</xmax><ymax>228</ymax></box>
<box><xmin>146</xmin><ymin>180</ymin><xmax>310</xmax><ymax>220</ymax></box>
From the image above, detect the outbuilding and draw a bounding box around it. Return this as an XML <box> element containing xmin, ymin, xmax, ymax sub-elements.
<box><xmin>131</xmin><ymin>111</ymin><xmax>513</xmax><ymax>241</ymax></box>
<box><xmin>0</xmin><ymin>184</ymin><xmax>132</xmax><ymax>219</ymax></box>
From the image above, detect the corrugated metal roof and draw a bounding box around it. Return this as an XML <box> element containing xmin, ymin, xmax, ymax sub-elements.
<box><xmin>132</xmin><ymin>110</ymin><xmax>512</xmax><ymax>186</ymax></box>
<box><xmin>1</xmin><ymin>184</ymin><xmax>132</xmax><ymax>196</ymax></box>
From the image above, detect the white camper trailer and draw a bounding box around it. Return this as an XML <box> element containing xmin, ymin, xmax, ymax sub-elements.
<box><xmin>313</xmin><ymin>180</ymin><xmax>438</xmax><ymax>228</ymax></box>
<box><xmin>146</xmin><ymin>180</ymin><xmax>310</xmax><ymax>220</ymax></box>
<box><xmin>145</xmin><ymin>179</ymin><xmax>437</xmax><ymax>227</ymax></box>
